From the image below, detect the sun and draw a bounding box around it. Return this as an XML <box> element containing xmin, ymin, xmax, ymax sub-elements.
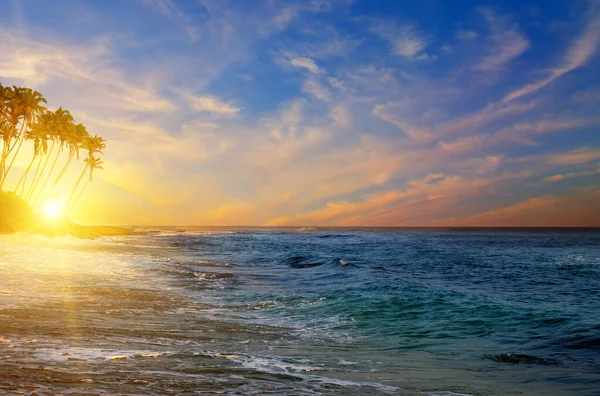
<box><xmin>40</xmin><ymin>198</ymin><xmax>66</xmax><ymax>221</ymax></box>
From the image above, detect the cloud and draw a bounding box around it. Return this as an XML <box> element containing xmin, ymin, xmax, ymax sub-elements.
<box><xmin>546</xmin><ymin>147</ymin><xmax>600</xmax><ymax>165</ymax></box>
<box><xmin>330</xmin><ymin>104</ymin><xmax>350</xmax><ymax>127</ymax></box>
<box><xmin>270</xmin><ymin>1</ymin><xmax>349</xmax><ymax>31</ymax></box>
<box><xmin>290</xmin><ymin>56</ymin><xmax>322</xmax><ymax>74</ymax></box>
<box><xmin>140</xmin><ymin>0</ymin><xmax>201</xmax><ymax>41</ymax></box>
<box><xmin>543</xmin><ymin>168</ymin><xmax>600</xmax><ymax>183</ymax></box>
<box><xmin>503</xmin><ymin>7</ymin><xmax>600</xmax><ymax>102</ymax></box>
<box><xmin>453</xmin><ymin>188</ymin><xmax>600</xmax><ymax>227</ymax></box>
<box><xmin>434</xmin><ymin>101</ymin><xmax>536</xmax><ymax>139</ymax></box>
<box><xmin>327</xmin><ymin>77</ymin><xmax>344</xmax><ymax>89</ymax></box>
<box><xmin>474</xmin><ymin>9</ymin><xmax>529</xmax><ymax>71</ymax></box>
<box><xmin>302</xmin><ymin>78</ymin><xmax>331</xmax><ymax>101</ymax></box>
<box><xmin>372</xmin><ymin>104</ymin><xmax>433</xmax><ymax>140</ymax></box>
<box><xmin>407</xmin><ymin>173</ymin><xmax>445</xmax><ymax>187</ymax></box>
<box><xmin>265</xmin><ymin>174</ymin><xmax>495</xmax><ymax>226</ymax></box>
<box><xmin>491</xmin><ymin>117</ymin><xmax>597</xmax><ymax>145</ymax></box>
<box><xmin>456</xmin><ymin>29</ymin><xmax>479</xmax><ymax>41</ymax></box>
<box><xmin>188</xmin><ymin>95</ymin><xmax>241</xmax><ymax>116</ymax></box>
<box><xmin>373</xmin><ymin>100</ymin><xmax>535</xmax><ymax>142</ymax></box>
<box><xmin>439</xmin><ymin>136</ymin><xmax>486</xmax><ymax>154</ymax></box>
<box><xmin>0</xmin><ymin>28</ymin><xmax>174</xmax><ymax>113</ymax></box>
<box><xmin>438</xmin><ymin>116</ymin><xmax>594</xmax><ymax>154</ymax></box>
<box><xmin>372</xmin><ymin>22</ymin><xmax>430</xmax><ymax>59</ymax></box>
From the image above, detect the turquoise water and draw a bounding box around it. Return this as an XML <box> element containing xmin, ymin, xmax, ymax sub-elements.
<box><xmin>0</xmin><ymin>228</ymin><xmax>599</xmax><ymax>395</ymax></box>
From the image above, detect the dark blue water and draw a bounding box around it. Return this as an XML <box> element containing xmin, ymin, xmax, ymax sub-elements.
<box><xmin>1</xmin><ymin>228</ymin><xmax>599</xmax><ymax>395</ymax></box>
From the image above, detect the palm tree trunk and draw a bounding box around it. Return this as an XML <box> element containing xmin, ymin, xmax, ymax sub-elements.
<box><xmin>27</xmin><ymin>139</ymin><xmax>55</xmax><ymax>202</ymax></box>
<box><xmin>1</xmin><ymin>121</ymin><xmax>27</xmax><ymax>189</ymax></box>
<box><xmin>33</xmin><ymin>146</ymin><xmax>63</xmax><ymax>206</ymax></box>
<box><xmin>67</xmin><ymin>163</ymin><xmax>89</xmax><ymax>210</ymax></box>
<box><xmin>0</xmin><ymin>141</ymin><xmax>10</xmax><ymax>187</ymax></box>
<box><xmin>51</xmin><ymin>148</ymin><xmax>74</xmax><ymax>193</ymax></box>
<box><xmin>69</xmin><ymin>175</ymin><xmax>90</xmax><ymax>212</ymax></box>
<box><xmin>15</xmin><ymin>153</ymin><xmax>37</xmax><ymax>197</ymax></box>
<box><xmin>25</xmin><ymin>153</ymin><xmax>44</xmax><ymax>201</ymax></box>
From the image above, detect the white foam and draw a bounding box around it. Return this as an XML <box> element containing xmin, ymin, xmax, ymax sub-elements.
<box><xmin>338</xmin><ymin>358</ymin><xmax>358</xmax><ymax>365</ymax></box>
<box><xmin>32</xmin><ymin>347</ymin><xmax>169</xmax><ymax>362</ymax></box>
<box><xmin>226</xmin><ymin>353</ymin><xmax>400</xmax><ymax>393</ymax></box>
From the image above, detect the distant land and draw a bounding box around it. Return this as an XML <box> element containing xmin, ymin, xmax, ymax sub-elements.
<box><xmin>0</xmin><ymin>191</ymin><xmax>130</xmax><ymax>238</ymax></box>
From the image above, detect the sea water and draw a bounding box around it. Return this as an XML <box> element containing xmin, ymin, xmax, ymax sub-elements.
<box><xmin>0</xmin><ymin>228</ymin><xmax>598</xmax><ymax>395</ymax></box>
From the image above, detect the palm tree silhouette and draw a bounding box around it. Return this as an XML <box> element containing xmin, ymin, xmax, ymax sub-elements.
<box><xmin>15</xmin><ymin>124</ymin><xmax>48</xmax><ymax>196</ymax></box>
<box><xmin>25</xmin><ymin>111</ymin><xmax>55</xmax><ymax>201</ymax></box>
<box><xmin>67</xmin><ymin>135</ymin><xmax>105</xmax><ymax>211</ymax></box>
<box><xmin>69</xmin><ymin>155</ymin><xmax>104</xmax><ymax>212</ymax></box>
<box><xmin>1</xmin><ymin>87</ymin><xmax>47</xmax><ymax>188</ymax></box>
<box><xmin>51</xmin><ymin>123</ymin><xmax>89</xmax><ymax>193</ymax></box>
<box><xmin>1</xmin><ymin>84</ymin><xmax>105</xmax><ymax>214</ymax></box>
<box><xmin>33</xmin><ymin>108</ymin><xmax>74</xmax><ymax>206</ymax></box>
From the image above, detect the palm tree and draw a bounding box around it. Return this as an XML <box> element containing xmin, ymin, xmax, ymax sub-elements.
<box><xmin>0</xmin><ymin>86</ymin><xmax>23</xmax><ymax>186</ymax></box>
<box><xmin>68</xmin><ymin>155</ymin><xmax>103</xmax><ymax>212</ymax></box>
<box><xmin>0</xmin><ymin>85</ymin><xmax>15</xmax><ymax>184</ymax></box>
<box><xmin>51</xmin><ymin>123</ymin><xmax>89</xmax><ymax>193</ymax></box>
<box><xmin>15</xmin><ymin>125</ymin><xmax>47</xmax><ymax>196</ymax></box>
<box><xmin>1</xmin><ymin>84</ymin><xmax>106</xmax><ymax>216</ymax></box>
<box><xmin>0</xmin><ymin>84</ymin><xmax>11</xmax><ymax>127</ymax></box>
<box><xmin>33</xmin><ymin>108</ymin><xmax>74</xmax><ymax>205</ymax></box>
<box><xmin>1</xmin><ymin>88</ymin><xmax>47</xmax><ymax>188</ymax></box>
<box><xmin>25</xmin><ymin>111</ymin><xmax>54</xmax><ymax>201</ymax></box>
<box><xmin>66</xmin><ymin>135</ymin><xmax>105</xmax><ymax>210</ymax></box>
<box><xmin>0</xmin><ymin>122</ymin><xmax>18</xmax><ymax>184</ymax></box>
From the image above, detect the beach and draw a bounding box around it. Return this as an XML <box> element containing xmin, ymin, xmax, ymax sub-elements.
<box><xmin>0</xmin><ymin>228</ymin><xmax>599</xmax><ymax>395</ymax></box>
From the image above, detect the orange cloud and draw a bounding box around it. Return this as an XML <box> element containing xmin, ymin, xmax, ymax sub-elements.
<box><xmin>453</xmin><ymin>188</ymin><xmax>600</xmax><ymax>227</ymax></box>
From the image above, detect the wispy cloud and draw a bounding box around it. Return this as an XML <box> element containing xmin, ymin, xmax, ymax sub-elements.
<box><xmin>543</xmin><ymin>168</ymin><xmax>600</xmax><ymax>183</ymax></box>
<box><xmin>453</xmin><ymin>188</ymin><xmax>600</xmax><ymax>227</ymax></box>
<box><xmin>372</xmin><ymin>104</ymin><xmax>432</xmax><ymax>140</ymax></box>
<box><xmin>0</xmin><ymin>28</ymin><xmax>174</xmax><ymax>113</ymax></box>
<box><xmin>372</xmin><ymin>22</ymin><xmax>431</xmax><ymax>59</ymax></box>
<box><xmin>140</xmin><ymin>0</ymin><xmax>201</xmax><ymax>41</ymax></box>
<box><xmin>547</xmin><ymin>147</ymin><xmax>600</xmax><ymax>165</ymax></box>
<box><xmin>329</xmin><ymin>104</ymin><xmax>350</xmax><ymax>127</ymax></box>
<box><xmin>265</xmin><ymin>173</ymin><xmax>498</xmax><ymax>226</ymax></box>
<box><xmin>456</xmin><ymin>29</ymin><xmax>479</xmax><ymax>41</ymax></box>
<box><xmin>188</xmin><ymin>95</ymin><xmax>241</xmax><ymax>116</ymax></box>
<box><xmin>290</xmin><ymin>56</ymin><xmax>322</xmax><ymax>74</ymax></box>
<box><xmin>302</xmin><ymin>77</ymin><xmax>331</xmax><ymax>101</ymax></box>
<box><xmin>504</xmin><ymin>6</ymin><xmax>600</xmax><ymax>102</ymax></box>
<box><xmin>474</xmin><ymin>9</ymin><xmax>529</xmax><ymax>71</ymax></box>
<box><xmin>374</xmin><ymin>100</ymin><xmax>535</xmax><ymax>142</ymax></box>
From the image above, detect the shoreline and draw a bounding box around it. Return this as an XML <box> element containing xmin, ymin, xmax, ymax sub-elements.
<box><xmin>48</xmin><ymin>222</ymin><xmax>134</xmax><ymax>239</ymax></box>
<box><xmin>1</xmin><ymin>221</ymin><xmax>135</xmax><ymax>239</ymax></box>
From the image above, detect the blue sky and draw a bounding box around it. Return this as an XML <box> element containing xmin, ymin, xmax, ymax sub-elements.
<box><xmin>1</xmin><ymin>0</ymin><xmax>599</xmax><ymax>225</ymax></box>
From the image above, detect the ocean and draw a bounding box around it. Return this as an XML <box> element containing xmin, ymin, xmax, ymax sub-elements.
<box><xmin>0</xmin><ymin>228</ymin><xmax>599</xmax><ymax>395</ymax></box>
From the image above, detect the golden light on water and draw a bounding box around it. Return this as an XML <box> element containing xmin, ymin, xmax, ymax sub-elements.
<box><xmin>39</xmin><ymin>198</ymin><xmax>67</xmax><ymax>221</ymax></box>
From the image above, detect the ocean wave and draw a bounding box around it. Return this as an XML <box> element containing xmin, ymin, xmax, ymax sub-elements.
<box><xmin>229</xmin><ymin>353</ymin><xmax>400</xmax><ymax>394</ymax></box>
<box><xmin>317</xmin><ymin>234</ymin><xmax>355</xmax><ymax>239</ymax></box>
<box><xmin>294</xmin><ymin>227</ymin><xmax>321</xmax><ymax>232</ymax></box>
<box><xmin>283</xmin><ymin>255</ymin><xmax>350</xmax><ymax>269</ymax></box>
<box><xmin>484</xmin><ymin>353</ymin><xmax>559</xmax><ymax>365</ymax></box>
<box><xmin>31</xmin><ymin>347</ymin><xmax>171</xmax><ymax>363</ymax></box>
<box><xmin>194</xmin><ymin>272</ymin><xmax>235</xmax><ymax>282</ymax></box>
<box><xmin>549</xmin><ymin>324</ymin><xmax>600</xmax><ymax>350</ymax></box>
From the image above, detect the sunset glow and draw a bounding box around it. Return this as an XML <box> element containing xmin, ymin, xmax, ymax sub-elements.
<box><xmin>0</xmin><ymin>0</ymin><xmax>598</xmax><ymax>226</ymax></box>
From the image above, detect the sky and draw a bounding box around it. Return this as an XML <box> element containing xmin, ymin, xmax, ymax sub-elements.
<box><xmin>1</xmin><ymin>0</ymin><xmax>599</xmax><ymax>226</ymax></box>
